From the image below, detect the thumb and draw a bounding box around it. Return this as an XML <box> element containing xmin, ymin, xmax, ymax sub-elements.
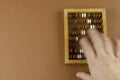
<box><xmin>76</xmin><ymin>72</ymin><xmax>92</xmax><ymax>80</ymax></box>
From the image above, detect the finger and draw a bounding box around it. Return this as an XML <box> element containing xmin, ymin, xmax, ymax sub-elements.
<box><xmin>87</xmin><ymin>29</ymin><xmax>106</xmax><ymax>57</ymax></box>
<box><xmin>115</xmin><ymin>39</ymin><xmax>120</xmax><ymax>58</ymax></box>
<box><xmin>101</xmin><ymin>34</ymin><xmax>115</xmax><ymax>58</ymax></box>
<box><xmin>76</xmin><ymin>72</ymin><xmax>92</xmax><ymax>80</ymax></box>
<box><xmin>79</xmin><ymin>37</ymin><xmax>95</xmax><ymax>63</ymax></box>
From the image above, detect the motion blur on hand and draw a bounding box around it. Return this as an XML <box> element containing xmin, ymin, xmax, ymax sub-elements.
<box><xmin>76</xmin><ymin>29</ymin><xmax>120</xmax><ymax>80</ymax></box>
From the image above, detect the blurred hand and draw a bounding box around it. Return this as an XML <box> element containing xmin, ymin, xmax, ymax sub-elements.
<box><xmin>76</xmin><ymin>29</ymin><xmax>120</xmax><ymax>80</ymax></box>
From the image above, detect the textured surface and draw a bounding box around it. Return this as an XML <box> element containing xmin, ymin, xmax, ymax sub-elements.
<box><xmin>0</xmin><ymin>0</ymin><xmax>120</xmax><ymax>80</ymax></box>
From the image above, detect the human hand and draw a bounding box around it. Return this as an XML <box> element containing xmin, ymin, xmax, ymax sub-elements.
<box><xmin>76</xmin><ymin>29</ymin><xmax>120</xmax><ymax>80</ymax></box>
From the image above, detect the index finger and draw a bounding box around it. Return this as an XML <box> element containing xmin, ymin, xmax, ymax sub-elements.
<box><xmin>79</xmin><ymin>37</ymin><xmax>96</xmax><ymax>63</ymax></box>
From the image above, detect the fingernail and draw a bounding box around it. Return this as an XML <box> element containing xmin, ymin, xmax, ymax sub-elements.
<box><xmin>76</xmin><ymin>72</ymin><xmax>85</xmax><ymax>78</ymax></box>
<box><xmin>87</xmin><ymin>28</ymin><xmax>96</xmax><ymax>32</ymax></box>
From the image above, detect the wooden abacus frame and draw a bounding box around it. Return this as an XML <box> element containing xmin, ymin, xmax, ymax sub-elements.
<box><xmin>64</xmin><ymin>8</ymin><xmax>107</xmax><ymax>64</ymax></box>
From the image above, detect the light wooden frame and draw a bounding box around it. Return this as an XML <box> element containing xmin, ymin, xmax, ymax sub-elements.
<box><xmin>64</xmin><ymin>8</ymin><xmax>107</xmax><ymax>64</ymax></box>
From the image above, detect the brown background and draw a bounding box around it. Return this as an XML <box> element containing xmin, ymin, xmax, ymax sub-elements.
<box><xmin>0</xmin><ymin>0</ymin><xmax>120</xmax><ymax>80</ymax></box>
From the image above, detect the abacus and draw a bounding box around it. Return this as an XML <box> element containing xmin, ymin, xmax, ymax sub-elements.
<box><xmin>64</xmin><ymin>9</ymin><xmax>107</xmax><ymax>64</ymax></box>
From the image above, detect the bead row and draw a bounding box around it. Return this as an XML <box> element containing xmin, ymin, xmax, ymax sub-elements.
<box><xmin>68</xmin><ymin>19</ymin><xmax>103</xmax><ymax>24</ymax></box>
<box><xmin>68</xmin><ymin>12</ymin><xmax>102</xmax><ymax>19</ymax></box>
